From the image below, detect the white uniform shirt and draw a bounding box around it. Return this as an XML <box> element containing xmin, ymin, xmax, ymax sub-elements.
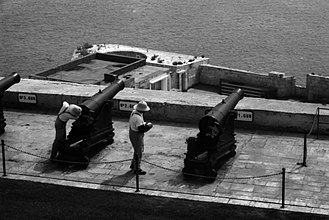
<box><xmin>58</xmin><ymin>101</ymin><xmax>81</xmax><ymax>122</ymax></box>
<box><xmin>129</xmin><ymin>110</ymin><xmax>145</xmax><ymax>132</ymax></box>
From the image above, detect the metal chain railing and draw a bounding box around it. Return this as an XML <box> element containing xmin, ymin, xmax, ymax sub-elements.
<box><xmin>1</xmin><ymin>138</ymin><xmax>304</xmax><ymax>179</ymax></box>
<box><xmin>142</xmin><ymin>160</ymin><xmax>283</xmax><ymax>180</ymax></box>
<box><xmin>295</xmin><ymin>107</ymin><xmax>328</xmax><ymax>167</ymax></box>
<box><xmin>1</xmin><ymin>140</ymin><xmax>290</xmax><ymax>180</ymax></box>
<box><xmin>3</xmin><ymin>143</ymin><xmax>131</xmax><ymax>165</ymax></box>
<box><xmin>307</xmin><ymin>107</ymin><xmax>319</xmax><ymax>136</ymax></box>
<box><xmin>3</xmin><ymin>142</ymin><xmax>284</xmax><ymax>180</ymax></box>
<box><xmin>0</xmin><ymin>107</ymin><xmax>326</xmax><ymax>210</ymax></box>
<box><xmin>316</xmin><ymin>107</ymin><xmax>329</xmax><ymax>139</ymax></box>
<box><xmin>1</xmin><ymin>138</ymin><xmax>311</xmax><ymax>209</ymax></box>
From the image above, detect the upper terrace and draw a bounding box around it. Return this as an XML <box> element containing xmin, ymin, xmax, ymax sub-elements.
<box><xmin>30</xmin><ymin>53</ymin><xmax>171</xmax><ymax>88</ymax></box>
<box><xmin>72</xmin><ymin>43</ymin><xmax>208</xmax><ymax>67</ymax></box>
<box><xmin>31</xmin><ymin>44</ymin><xmax>209</xmax><ymax>92</ymax></box>
<box><xmin>31</xmin><ymin>43</ymin><xmax>329</xmax><ymax>103</ymax></box>
<box><xmin>72</xmin><ymin>44</ymin><xmax>329</xmax><ymax>103</ymax></box>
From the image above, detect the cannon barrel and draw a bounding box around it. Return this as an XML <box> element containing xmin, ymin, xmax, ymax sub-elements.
<box><xmin>81</xmin><ymin>79</ymin><xmax>125</xmax><ymax>113</ymax></box>
<box><xmin>0</xmin><ymin>72</ymin><xmax>21</xmax><ymax>92</ymax></box>
<box><xmin>183</xmin><ymin>88</ymin><xmax>244</xmax><ymax>180</ymax></box>
<box><xmin>199</xmin><ymin>88</ymin><xmax>243</xmax><ymax>133</ymax></box>
<box><xmin>65</xmin><ymin>79</ymin><xmax>125</xmax><ymax>151</ymax></box>
<box><xmin>0</xmin><ymin>72</ymin><xmax>21</xmax><ymax>134</ymax></box>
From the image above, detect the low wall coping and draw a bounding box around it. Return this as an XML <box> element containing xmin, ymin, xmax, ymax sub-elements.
<box><xmin>3</xmin><ymin>79</ymin><xmax>329</xmax><ymax>133</ymax></box>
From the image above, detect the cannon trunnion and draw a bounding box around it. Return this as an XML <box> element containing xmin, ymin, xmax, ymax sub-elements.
<box><xmin>0</xmin><ymin>72</ymin><xmax>21</xmax><ymax>134</ymax></box>
<box><xmin>56</xmin><ymin>80</ymin><xmax>125</xmax><ymax>164</ymax></box>
<box><xmin>182</xmin><ymin>89</ymin><xmax>244</xmax><ymax>181</ymax></box>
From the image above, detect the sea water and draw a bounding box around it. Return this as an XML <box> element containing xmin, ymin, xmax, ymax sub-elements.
<box><xmin>1</xmin><ymin>0</ymin><xmax>329</xmax><ymax>85</ymax></box>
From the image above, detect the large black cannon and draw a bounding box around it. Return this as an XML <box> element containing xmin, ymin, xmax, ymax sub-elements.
<box><xmin>0</xmin><ymin>72</ymin><xmax>21</xmax><ymax>134</ymax></box>
<box><xmin>182</xmin><ymin>88</ymin><xmax>244</xmax><ymax>180</ymax></box>
<box><xmin>56</xmin><ymin>79</ymin><xmax>125</xmax><ymax>164</ymax></box>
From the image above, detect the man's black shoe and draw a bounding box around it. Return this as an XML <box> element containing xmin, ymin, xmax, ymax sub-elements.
<box><xmin>134</xmin><ymin>169</ymin><xmax>146</xmax><ymax>175</ymax></box>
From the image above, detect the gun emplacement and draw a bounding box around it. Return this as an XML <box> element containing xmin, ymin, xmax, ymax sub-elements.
<box><xmin>182</xmin><ymin>88</ymin><xmax>244</xmax><ymax>180</ymax></box>
<box><xmin>54</xmin><ymin>79</ymin><xmax>125</xmax><ymax>165</ymax></box>
<box><xmin>0</xmin><ymin>72</ymin><xmax>21</xmax><ymax>134</ymax></box>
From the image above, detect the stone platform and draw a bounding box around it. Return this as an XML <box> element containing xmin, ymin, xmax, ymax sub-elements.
<box><xmin>1</xmin><ymin>78</ymin><xmax>329</xmax><ymax>217</ymax></box>
<box><xmin>1</xmin><ymin>109</ymin><xmax>329</xmax><ymax>217</ymax></box>
<box><xmin>3</xmin><ymin>78</ymin><xmax>329</xmax><ymax>133</ymax></box>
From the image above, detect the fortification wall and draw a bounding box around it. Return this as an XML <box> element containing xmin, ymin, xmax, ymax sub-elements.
<box><xmin>2</xmin><ymin>78</ymin><xmax>328</xmax><ymax>134</ymax></box>
<box><xmin>306</xmin><ymin>73</ymin><xmax>329</xmax><ymax>103</ymax></box>
<box><xmin>198</xmin><ymin>64</ymin><xmax>296</xmax><ymax>98</ymax></box>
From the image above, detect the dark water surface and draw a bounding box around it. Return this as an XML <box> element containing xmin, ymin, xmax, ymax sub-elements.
<box><xmin>1</xmin><ymin>0</ymin><xmax>329</xmax><ymax>85</ymax></box>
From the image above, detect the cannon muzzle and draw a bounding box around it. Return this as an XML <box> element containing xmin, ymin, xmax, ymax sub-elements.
<box><xmin>199</xmin><ymin>88</ymin><xmax>244</xmax><ymax>133</ymax></box>
<box><xmin>0</xmin><ymin>72</ymin><xmax>21</xmax><ymax>92</ymax></box>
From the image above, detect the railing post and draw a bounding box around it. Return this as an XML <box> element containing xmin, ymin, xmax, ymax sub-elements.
<box><xmin>297</xmin><ymin>130</ymin><xmax>307</xmax><ymax>167</ymax></box>
<box><xmin>2</xmin><ymin>139</ymin><xmax>6</xmax><ymax>176</ymax></box>
<box><xmin>317</xmin><ymin>107</ymin><xmax>319</xmax><ymax>139</ymax></box>
<box><xmin>135</xmin><ymin>153</ymin><xmax>140</xmax><ymax>192</ymax></box>
<box><xmin>281</xmin><ymin>168</ymin><xmax>286</xmax><ymax>208</ymax></box>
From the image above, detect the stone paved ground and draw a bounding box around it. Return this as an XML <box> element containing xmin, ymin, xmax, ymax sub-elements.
<box><xmin>1</xmin><ymin>110</ymin><xmax>329</xmax><ymax>216</ymax></box>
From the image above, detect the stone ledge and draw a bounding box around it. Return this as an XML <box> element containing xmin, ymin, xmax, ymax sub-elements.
<box><xmin>3</xmin><ymin>78</ymin><xmax>329</xmax><ymax>133</ymax></box>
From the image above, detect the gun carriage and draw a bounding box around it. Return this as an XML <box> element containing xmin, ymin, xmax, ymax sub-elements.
<box><xmin>56</xmin><ymin>79</ymin><xmax>125</xmax><ymax>164</ymax></box>
<box><xmin>182</xmin><ymin>88</ymin><xmax>244</xmax><ymax>180</ymax></box>
<box><xmin>0</xmin><ymin>72</ymin><xmax>21</xmax><ymax>134</ymax></box>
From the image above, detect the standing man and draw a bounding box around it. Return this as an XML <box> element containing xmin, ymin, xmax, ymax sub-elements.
<box><xmin>50</xmin><ymin>101</ymin><xmax>82</xmax><ymax>160</ymax></box>
<box><xmin>129</xmin><ymin>100</ymin><xmax>153</xmax><ymax>175</ymax></box>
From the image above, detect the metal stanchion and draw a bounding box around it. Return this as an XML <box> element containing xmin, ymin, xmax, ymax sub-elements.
<box><xmin>281</xmin><ymin>168</ymin><xmax>285</xmax><ymax>208</ymax></box>
<box><xmin>135</xmin><ymin>153</ymin><xmax>140</xmax><ymax>192</ymax></box>
<box><xmin>297</xmin><ymin>130</ymin><xmax>308</xmax><ymax>167</ymax></box>
<box><xmin>317</xmin><ymin>108</ymin><xmax>319</xmax><ymax>139</ymax></box>
<box><xmin>297</xmin><ymin>130</ymin><xmax>307</xmax><ymax>167</ymax></box>
<box><xmin>2</xmin><ymin>139</ymin><xmax>6</xmax><ymax>176</ymax></box>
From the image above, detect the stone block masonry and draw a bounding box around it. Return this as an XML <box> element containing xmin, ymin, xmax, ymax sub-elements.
<box><xmin>197</xmin><ymin>64</ymin><xmax>329</xmax><ymax>103</ymax></box>
<box><xmin>2</xmin><ymin>78</ymin><xmax>329</xmax><ymax>134</ymax></box>
<box><xmin>198</xmin><ymin>64</ymin><xmax>296</xmax><ymax>98</ymax></box>
<box><xmin>306</xmin><ymin>74</ymin><xmax>329</xmax><ymax>103</ymax></box>
<box><xmin>68</xmin><ymin>44</ymin><xmax>329</xmax><ymax>103</ymax></box>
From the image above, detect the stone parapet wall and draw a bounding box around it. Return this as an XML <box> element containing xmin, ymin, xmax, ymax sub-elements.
<box><xmin>198</xmin><ymin>64</ymin><xmax>296</xmax><ymax>98</ymax></box>
<box><xmin>294</xmin><ymin>85</ymin><xmax>307</xmax><ymax>100</ymax></box>
<box><xmin>2</xmin><ymin>79</ymin><xmax>328</xmax><ymax>134</ymax></box>
<box><xmin>306</xmin><ymin>74</ymin><xmax>329</xmax><ymax>103</ymax></box>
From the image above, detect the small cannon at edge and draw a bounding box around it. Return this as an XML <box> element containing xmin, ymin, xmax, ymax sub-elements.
<box><xmin>56</xmin><ymin>79</ymin><xmax>125</xmax><ymax>164</ymax></box>
<box><xmin>0</xmin><ymin>72</ymin><xmax>21</xmax><ymax>134</ymax></box>
<box><xmin>182</xmin><ymin>88</ymin><xmax>244</xmax><ymax>181</ymax></box>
